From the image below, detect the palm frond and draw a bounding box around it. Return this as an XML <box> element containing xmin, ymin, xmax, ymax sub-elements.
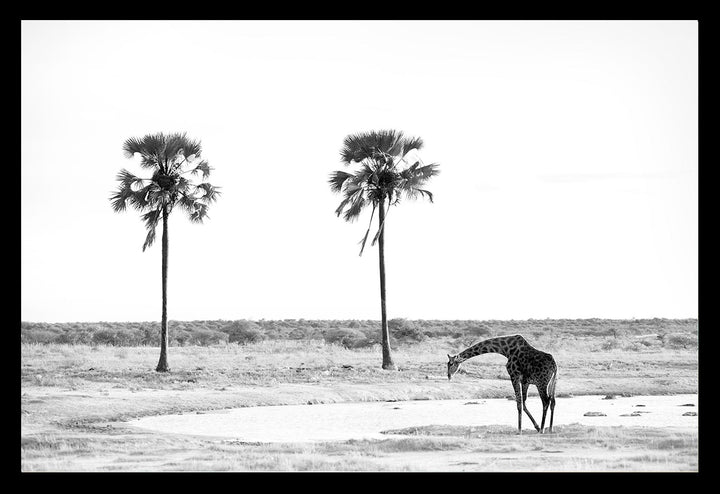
<box><xmin>109</xmin><ymin>185</ymin><xmax>133</xmax><ymax>213</ymax></box>
<box><xmin>328</xmin><ymin>171</ymin><xmax>353</xmax><ymax>193</ymax></box>
<box><xmin>142</xmin><ymin>229</ymin><xmax>156</xmax><ymax>252</ymax></box>
<box><xmin>339</xmin><ymin>129</ymin><xmax>427</xmax><ymax>169</ymax></box>
<box><xmin>400</xmin><ymin>135</ymin><xmax>424</xmax><ymax>155</ymax></box>
<box><xmin>340</xmin><ymin>133</ymin><xmax>373</xmax><ymax>164</ymax></box>
<box><xmin>166</xmin><ymin>132</ymin><xmax>202</xmax><ymax>171</ymax></box>
<box><xmin>188</xmin><ymin>160</ymin><xmax>212</xmax><ymax>179</ymax></box>
<box><xmin>418</xmin><ymin>189</ymin><xmax>434</xmax><ymax>202</ymax></box>
<box><xmin>188</xmin><ymin>202</ymin><xmax>209</xmax><ymax>223</ymax></box>
<box><xmin>397</xmin><ymin>161</ymin><xmax>439</xmax><ymax>203</ymax></box>
<box><xmin>116</xmin><ymin>171</ymin><xmax>152</xmax><ymax>201</ymax></box>
<box><xmin>177</xmin><ymin>192</ymin><xmax>197</xmax><ymax>213</ymax></box>
<box><xmin>195</xmin><ymin>182</ymin><xmax>221</xmax><ymax>203</ymax></box>
<box><xmin>416</xmin><ymin>162</ymin><xmax>440</xmax><ymax>179</ymax></box>
<box><xmin>335</xmin><ymin>188</ymin><xmax>363</xmax><ymax>220</ymax></box>
<box><xmin>332</xmin><ymin>178</ymin><xmax>368</xmax><ymax>222</ymax></box>
<box><xmin>128</xmin><ymin>184</ymin><xmax>159</xmax><ymax>211</ymax></box>
<box><xmin>404</xmin><ymin>188</ymin><xmax>434</xmax><ymax>203</ymax></box>
<box><xmin>139</xmin><ymin>155</ymin><xmax>160</xmax><ymax>170</ymax></box>
<box><xmin>340</xmin><ymin>130</ymin><xmax>396</xmax><ymax>164</ymax></box>
<box><xmin>176</xmin><ymin>176</ymin><xmax>190</xmax><ymax>193</ymax></box>
<box><xmin>370</xmin><ymin>201</ymin><xmax>391</xmax><ymax>247</ymax></box>
<box><xmin>115</xmin><ymin>169</ymin><xmax>138</xmax><ymax>186</ymax></box>
<box><xmin>124</xmin><ymin>132</ymin><xmax>203</xmax><ymax>172</ymax></box>
<box><xmin>123</xmin><ymin>134</ymin><xmax>164</xmax><ymax>170</ymax></box>
<box><xmin>358</xmin><ymin>203</ymin><xmax>377</xmax><ymax>256</ymax></box>
<box><xmin>141</xmin><ymin>207</ymin><xmax>163</xmax><ymax>251</ymax></box>
<box><xmin>122</xmin><ymin>136</ymin><xmax>145</xmax><ymax>159</ymax></box>
<box><xmin>334</xmin><ymin>194</ymin><xmax>354</xmax><ymax>217</ymax></box>
<box><xmin>164</xmin><ymin>132</ymin><xmax>192</xmax><ymax>158</ymax></box>
<box><xmin>110</xmin><ymin>169</ymin><xmax>152</xmax><ymax>213</ymax></box>
<box><xmin>144</xmin><ymin>188</ymin><xmax>165</xmax><ymax>206</ymax></box>
<box><xmin>342</xmin><ymin>192</ymin><xmax>366</xmax><ymax>222</ymax></box>
<box><xmin>143</xmin><ymin>132</ymin><xmax>167</xmax><ymax>156</ymax></box>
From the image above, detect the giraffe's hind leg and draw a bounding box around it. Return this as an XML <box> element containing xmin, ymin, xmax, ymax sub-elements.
<box><xmin>521</xmin><ymin>382</ymin><xmax>541</xmax><ymax>432</ymax></box>
<box><xmin>538</xmin><ymin>385</ymin><xmax>550</xmax><ymax>434</ymax></box>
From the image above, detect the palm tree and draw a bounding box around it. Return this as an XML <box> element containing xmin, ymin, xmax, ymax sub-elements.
<box><xmin>110</xmin><ymin>132</ymin><xmax>220</xmax><ymax>372</ymax></box>
<box><xmin>329</xmin><ymin>130</ymin><xmax>439</xmax><ymax>370</ymax></box>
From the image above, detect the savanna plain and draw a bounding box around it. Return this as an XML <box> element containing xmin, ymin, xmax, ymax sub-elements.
<box><xmin>20</xmin><ymin>319</ymin><xmax>698</xmax><ymax>472</ymax></box>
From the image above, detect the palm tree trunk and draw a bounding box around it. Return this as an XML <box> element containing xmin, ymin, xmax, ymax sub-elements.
<box><xmin>156</xmin><ymin>204</ymin><xmax>170</xmax><ymax>372</ymax></box>
<box><xmin>377</xmin><ymin>197</ymin><xmax>396</xmax><ymax>370</ymax></box>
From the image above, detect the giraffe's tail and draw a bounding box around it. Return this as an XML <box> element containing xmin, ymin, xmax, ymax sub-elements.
<box><xmin>547</xmin><ymin>366</ymin><xmax>558</xmax><ymax>399</ymax></box>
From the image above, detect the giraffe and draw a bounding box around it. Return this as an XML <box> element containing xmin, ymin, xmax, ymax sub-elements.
<box><xmin>447</xmin><ymin>334</ymin><xmax>558</xmax><ymax>434</ymax></box>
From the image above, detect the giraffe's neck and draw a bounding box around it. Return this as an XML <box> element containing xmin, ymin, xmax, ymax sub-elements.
<box><xmin>456</xmin><ymin>335</ymin><xmax>524</xmax><ymax>362</ymax></box>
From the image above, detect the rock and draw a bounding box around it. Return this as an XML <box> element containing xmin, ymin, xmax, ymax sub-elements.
<box><xmin>682</xmin><ymin>411</ymin><xmax>697</xmax><ymax>416</ymax></box>
<box><xmin>584</xmin><ymin>411</ymin><xmax>607</xmax><ymax>417</ymax></box>
<box><xmin>620</xmin><ymin>412</ymin><xmax>642</xmax><ymax>417</ymax></box>
<box><xmin>602</xmin><ymin>395</ymin><xmax>617</xmax><ymax>400</ymax></box>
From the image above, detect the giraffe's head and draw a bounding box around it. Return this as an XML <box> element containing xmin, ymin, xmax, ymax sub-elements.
<box><xmin>447</xmin><ymin>354</ymin><xmax>462</xmax><ymax>380</ymax></box>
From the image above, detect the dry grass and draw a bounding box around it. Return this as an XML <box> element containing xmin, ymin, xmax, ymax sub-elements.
<box><xmin>20</xmin><ymin>338</ymin><xmax>698</xmax><ymax>472</ymax></box>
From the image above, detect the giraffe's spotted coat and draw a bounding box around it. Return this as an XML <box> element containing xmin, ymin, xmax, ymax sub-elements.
<box><xmin>447</xmin><ymin>334</ymin><xmax>558</xmax><ymax>434</ymax></box>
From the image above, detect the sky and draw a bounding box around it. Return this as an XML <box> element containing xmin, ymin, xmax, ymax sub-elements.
<box><xmin>21</xmin><ymin>20</ymin><xmax>698</xmax><ymax>323</ymax></box>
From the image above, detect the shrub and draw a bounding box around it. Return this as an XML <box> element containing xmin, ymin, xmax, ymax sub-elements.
<box><xmin>113</xmin><ymin>328</ymin><xmax>143</xmax><ymax>346</ymax></box>
<box><xmin>139</xmin><ymin>324</ymin><xmax>160</xmax><ymax>345</ymax></box>
<box><xmin>55</xmin><ymin>328</ymin><xmax>94</xmax><ymax>345</ymax></box>
<box><xmin>663</xmin><ymin>333</ymin><xmax>698</xmax><ymax>349</ymax></box>
<box><xmin>91</xmin><ymin>328</ymin><xmax>119</xmax><ymax>345</ymax></box>
<box><xmin>169</xmin><ymin>329</ymin><xmax>191</xmax><ymax>346</ymax></box>
<box><xmin>222</xmin><ymin>320</ymin><xmax>265</xmax><ymax>344</ymax></box>
<box><xmin>288</xmin><ymin>327</ymin><xmax>309</xmax><ymax>340</ymax></box>
<box><xmin>600</xmin><ymin>338</ymin><xmax>619</xmax><ymax>351</ymax></box>
<box><xmin>323</xmin><ymin>328</ymin><xmax>371</xmax><ymax>349</ymax></box>
<box><xmin>464</xmin><ymin>323</ymin><xmax>492</xmax><ymax>338</ymax></box>
<box><xmin>388</xmin><ymin>318</ymin><xmax>426</xmax><ymax>342</ymax></box>
<box><xmin>187</xmin><ymin>328</ymin><xmax>230</xmax><ymax>346</ymax></box>
<box><xmin>22</xmin><ymin>329</ymin><xmax>60</xmax><ymax>344</ymax></box>
<box><xmin>88</xmin><ymin>328</ymin><xmax>139</xmax><ymax>346</ymax></box>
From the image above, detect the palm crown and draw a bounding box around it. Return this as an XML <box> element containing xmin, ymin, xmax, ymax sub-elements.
<box><xmin>329</xmin><ymin>129</ymin><xmax>439</xmax><ymax>255</ymax></box>
<box><xmin>110</xmin><ymin>132</ymin><xmax>220</xmax><ymax>250</ymax></box>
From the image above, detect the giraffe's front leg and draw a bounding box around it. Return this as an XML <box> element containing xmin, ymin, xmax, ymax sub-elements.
<box><xmin>512</xmin><ymin>379</ymin><xmax>523</xmax><ymax>434</ymax></box>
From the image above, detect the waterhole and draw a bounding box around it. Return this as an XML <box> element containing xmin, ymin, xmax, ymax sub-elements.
<box><xmin>125</xmin><ymin>393</ymin><xmax>697</xmax><ymax>443</ymax></box>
